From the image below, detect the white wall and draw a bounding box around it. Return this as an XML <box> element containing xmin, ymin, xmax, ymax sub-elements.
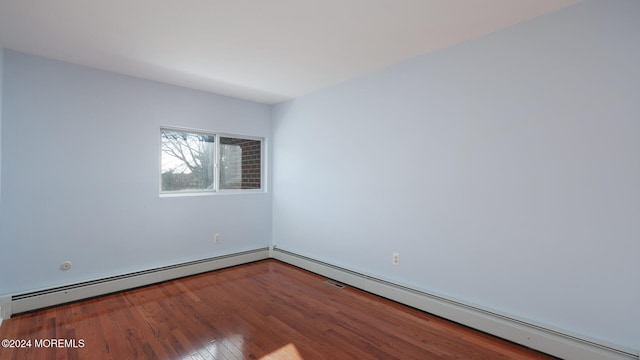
<box><xmin>272</xmin><ymin>0</ymin><xmax>639</xmax><ymax>351</ymax></box>
<box><xmin>0</xmin><ymin>51</ymin><xmax>272</xmax><ymax>295</ymax></box>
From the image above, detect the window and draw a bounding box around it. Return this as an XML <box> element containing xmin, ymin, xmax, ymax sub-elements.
<box><xmin>161</xmin><ymin>128</ymin><xmax>263</xmax><ymax>194</ymax></box>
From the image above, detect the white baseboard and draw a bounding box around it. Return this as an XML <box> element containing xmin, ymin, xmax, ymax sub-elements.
<box><xmin>0</xmin><ymin>296</ymin><xmax>10</xmax><ymax>320</ymax></box>
<box><xmin>1</xmin><ymin>248</ymin><xmax>269</xmax><ymax>319</ymax></box>
<box><xmin>272</xmin><ymin>248</ymin><xmax>638</xmax><ymax>360</ymax></box>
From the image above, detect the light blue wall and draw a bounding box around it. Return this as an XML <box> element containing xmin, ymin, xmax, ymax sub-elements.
<box><xmin>0</xmin><ymin>51</ymin><xmax>272</xmax><ymax>295</ymax></box>
<box><xmin>272</xmin><ymin>0</ymin><xmax>639</xmax><ymax>350</ymax></box>
<box><xmin>0</xmin><ymin>45</ymin><xmax>3</xmax><ymax>206</ymax></box>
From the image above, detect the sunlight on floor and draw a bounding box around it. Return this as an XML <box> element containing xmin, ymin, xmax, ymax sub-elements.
<box><xmin>261</xmin><ymin>343</ymin><xmax>303</xmax><ymax>360</ymax></box>
<box><xmin>182</xmin><ymin>334</ymin><xmax>245</xmax><ymax>359</ymax></box>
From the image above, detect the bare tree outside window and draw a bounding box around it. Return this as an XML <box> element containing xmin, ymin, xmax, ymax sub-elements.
<box><xmin>161</xmin><ymin>130</ymin><xmax>215</xmax><ymax>192</ymax></box>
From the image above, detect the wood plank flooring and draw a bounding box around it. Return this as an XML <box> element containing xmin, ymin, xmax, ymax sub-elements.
<box><xmin>0</xmin><ymin>260</ymin><xmax>556</xmax><ymax>359</ymax></box>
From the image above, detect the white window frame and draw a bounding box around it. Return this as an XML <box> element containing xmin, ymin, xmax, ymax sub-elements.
<box><xmin>159</xmin><ymin>127</ymin><xmax>265</xmax><ymax>196</ymax></box>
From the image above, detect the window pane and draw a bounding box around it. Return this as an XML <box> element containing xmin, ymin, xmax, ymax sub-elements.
<box><xmin>220</xmin><ymin>137</ymin><xmax>261</xmax><ymax>190</ymax></box>
<box><xmin>161</xmin><ymin>130</ymin><xmax>215</xmax><ymax>192</ymax></box>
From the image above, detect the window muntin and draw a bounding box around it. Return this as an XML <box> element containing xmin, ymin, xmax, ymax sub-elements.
<box><xmin>160</xmin><ymin>128</ymin><xmax>262</xmax><ymax>194</ymax></box>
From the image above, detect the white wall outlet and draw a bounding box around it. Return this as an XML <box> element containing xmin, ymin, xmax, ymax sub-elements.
<box><xmin>60</xmin><ymin>261</ymin><xmax>72</xmax><ymax>270</ymax></box>
<box><xmin>214</xmin><ymin>233</ymin><xmax>220</xmax><ymax>243</ymax></box>
<box><xmin>392</xmin><ymin>253</ymin><xmax>400</xmax><ymax>266</ymax></box>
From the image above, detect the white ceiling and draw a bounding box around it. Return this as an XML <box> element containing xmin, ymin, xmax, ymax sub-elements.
<box><xmin>0</xmin><ymin>0</ymin><xmax>581</xmax><ymax>104</ymax></box>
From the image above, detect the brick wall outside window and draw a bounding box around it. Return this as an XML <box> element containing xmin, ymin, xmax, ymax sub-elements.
<box><xmin>220</xmin><ymin>137</ymin><xmax>261</xmax><ymax>189</ymax></box>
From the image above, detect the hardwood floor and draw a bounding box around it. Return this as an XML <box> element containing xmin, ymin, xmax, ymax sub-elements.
<box><xmin>0</xmin><ymin>260</ymin><xmax>556</xmax><ymax>359</ymax></box>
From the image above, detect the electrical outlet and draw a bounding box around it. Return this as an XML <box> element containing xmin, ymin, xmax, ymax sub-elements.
<box><xmin>214</xmin><ymin>233</ymin><xmax>220</xmax><ymax>243</ymax></box>
<box><xmin>392</xmin><ymin>253</ymin><xmax>400</xmax><ymax>266</ymax></box>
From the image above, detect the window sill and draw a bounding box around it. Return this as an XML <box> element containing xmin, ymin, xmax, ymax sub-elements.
<box><xmin>159</xmin><ymin>190</ymin><xmax>265</xmax><ymax>198</ymax></box>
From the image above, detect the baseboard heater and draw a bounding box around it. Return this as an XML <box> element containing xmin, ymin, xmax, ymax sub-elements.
<box><xmin>3</xmin><ymin>247</ymin><xmax>269</xmax><ymax>318</ymax></box>
<box><xmin>272</xmin><ymin>247</ymin><xmax>638</xmax><ymax>360</ymax></box>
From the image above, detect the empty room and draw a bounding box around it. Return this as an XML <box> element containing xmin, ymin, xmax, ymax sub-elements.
<box><xmin>0</xmin><ymin>0</ymin><xmax>638</xmax><ymax>359</ymax></box>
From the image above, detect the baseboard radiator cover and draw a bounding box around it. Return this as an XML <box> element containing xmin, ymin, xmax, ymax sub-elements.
<box><xmin>3</xmin><ymin>247</ymin><xmax>270</xmax><ymax>318</ymax></box>
<box><xmin>272</xmin><ymin>248</ymin><xmax>638</xmax><ymax>360</ymax></box>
